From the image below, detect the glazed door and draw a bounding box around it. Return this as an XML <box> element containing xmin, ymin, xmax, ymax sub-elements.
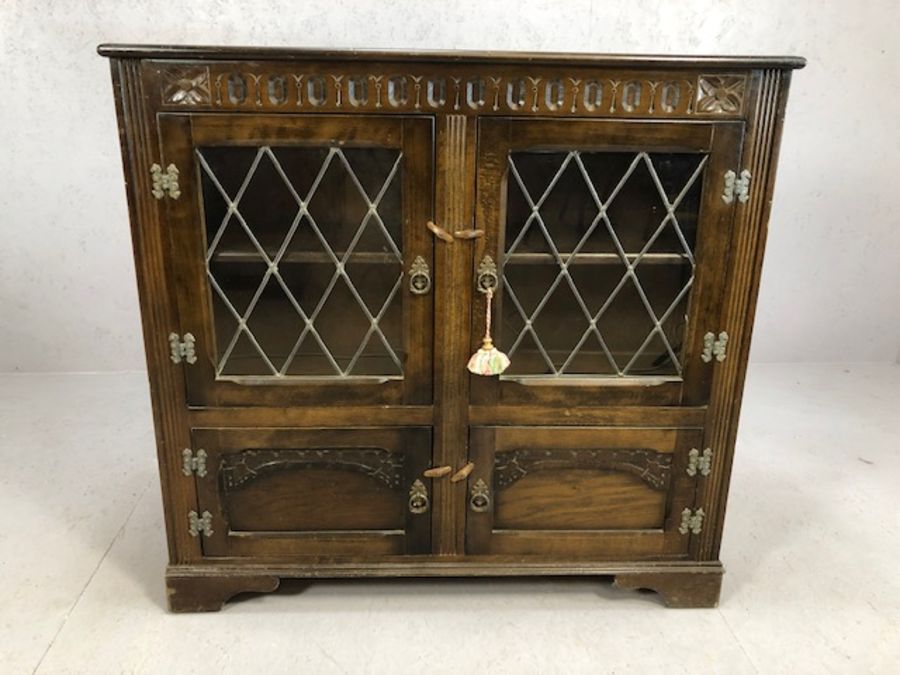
<box><xmin>159</xmin><ymin>114</ymin><xmax>434</xmax><ymax>407</ymax></box>
<box><xmin>192</xmin><ymin>427</ymin><xmax>432</xmax><ymax>557</ymax></box>
<box><xmin>466</xmin><ymin>427</ymin><xmax>703</xmax><ymax>558</ymax></box>
<box><xmin>472</xmin><ymin>118</ymin><xmax>742</xmax><ymax>406</ymax></box>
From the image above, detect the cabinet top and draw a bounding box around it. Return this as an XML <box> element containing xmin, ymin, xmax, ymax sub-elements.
<box><xmin>96</xmin><ymin>44</ymin><xmax>806</xmax><ymax>70</ymax></box>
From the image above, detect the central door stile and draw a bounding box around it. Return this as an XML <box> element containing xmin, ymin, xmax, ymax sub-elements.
<box><xmin>432</xmin><ymin>114</ymin><xmax>478</xmax><ymax>555</ymax></box>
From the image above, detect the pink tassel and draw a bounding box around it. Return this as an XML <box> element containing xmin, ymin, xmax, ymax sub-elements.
<box><xmin>467</xmin><ymin>288</ymin><xmax>510</xmax><ymax>376</ymax></box>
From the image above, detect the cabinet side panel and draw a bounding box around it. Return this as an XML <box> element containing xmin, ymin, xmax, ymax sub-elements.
<box><xmin>699</xmin><ymin>70</ymin><xmax>794</xmax><ymax>559</ymax></box>
<box><xmin>108</xmin><ymin>59</ymin><xmax>199</xmax><ymax>563</ymax></box>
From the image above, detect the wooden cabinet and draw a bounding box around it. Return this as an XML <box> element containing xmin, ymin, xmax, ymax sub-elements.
<box><xmin>100</xmin><ymin>44</ymin><xmax>803</xmax><ymax>611</ymax></box>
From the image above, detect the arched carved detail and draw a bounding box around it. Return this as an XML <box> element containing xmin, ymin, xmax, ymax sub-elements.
<box><xmin>221</xmin><ymin>448</ymin><xmax>405</xmax><ymax>491</ymax></box>
<box><xmin>494</xmin><ymin>448</ymin><xmax>672</xmax><ymax>491</ymax></box>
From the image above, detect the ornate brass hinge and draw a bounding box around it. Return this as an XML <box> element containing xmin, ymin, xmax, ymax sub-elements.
<box><xmin>722</xmin><ymin>169</ymin><xmax>751</xmax><ymax>204</ymax></box>
<box><xmin>182</xmin><ymin>448</ymin><xmax>208</xmax><ymax>477</ymax></box>
<box><xmin>169</xmin><ymin>332</ymin><xmax>197</xmax><ymax>365</ymax></box>
<box><xmin>687</xmin><ymin>448</ymin><xmax>713</xmax><ymax>477</ymax></box>
<box><xmin>678</xmin><ymin>508</ymin><xmax>705</xmax><ymax>535</ymax></box>
<box><xmin>150</xmin><ymin>162</ymin><xmax>181</xmax><ymax>200</ymax></box>
<box><xmin>188</xmin><ymin>510</ymin><xmax>214</xmax><ymax>537</ymax></box>
<box><xmin>701</xmin><ymin>331</ymin><xmax>728</xmax><ymax>363</ymax></box>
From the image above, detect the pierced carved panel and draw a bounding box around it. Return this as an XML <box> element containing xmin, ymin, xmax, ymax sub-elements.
<box><xmin>161</xmin><ymin>67</ymin><xmax>211</xmax><ymax>105</ymax></box>
<box><xmin>221</xmin><ymin>448</ymin><xmax>405</xmax><ymax>491</ymax></box>
<box><xmin>494</xmin><ymin>448</ymin><xmax>672</xmax><ymax>490</ymax></box>
<box><xmin>156</xmin><ymin>64</ymin><xmax>746</xmax><ymax>118</ymax></box>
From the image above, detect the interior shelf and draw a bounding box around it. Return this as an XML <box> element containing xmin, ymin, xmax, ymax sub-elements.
<box><xmin>503</xmin><ymin>252</ymin><xmax>691</xmax><ymax>265</ymax></box>
<box><xmin>210</xmin><ymin>250</ymin><xmax>689</xmax><ymax>266</ymax></box>
<box><xmin>211</xmin><ymin>250</ymin><xmax>400</xmax><ymax>264</ymax></box>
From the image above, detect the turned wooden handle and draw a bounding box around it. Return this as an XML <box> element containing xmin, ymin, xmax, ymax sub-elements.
<box><xmin>450</xmin><ymin>462</ymin><xmax>475</xmax><ymax>483</ymax></box>
<box><xmin>453</xmin><ymin>228</ymin><xmax>485</xmax><ymax>240</ymax></box>
<box><xmin>426</xmin><ymin>220</ymin><xmax>455</xmax><ymax>243</ymax></box>
<box><xmin>423</xmin><ymin>465</ymin><xmax>452</xmax><ymax>478</ymax></box>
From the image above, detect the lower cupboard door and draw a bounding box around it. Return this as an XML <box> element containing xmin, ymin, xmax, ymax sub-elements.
<box><xmin>466</xmin><ymin>427</ymin><xmax>702</xmax><ymax>559</ymax></box>
<box><xmin>192</xmin><ymin>427</ymin><xmax>432</xmax><ymax>557</ymax></box>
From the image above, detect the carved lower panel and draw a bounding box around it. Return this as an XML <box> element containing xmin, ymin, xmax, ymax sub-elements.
<box><xmin>221</xmin><ymin>448</ymin><xmax>405</xmax><ymax>491</ymax></box>
<box><xmin>494</xmin><ymin>448</ymin><xmax>672</xmax><ymax>490</ymax></box>
<box><xmin>155</xmin><ymin>63</ymin><xmax>745</xmax><ymax>118</ymax></box>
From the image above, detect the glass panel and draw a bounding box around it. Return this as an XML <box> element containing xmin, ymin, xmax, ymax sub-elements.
<box><xmin>198</xmin><ymin>144</ymin><xmax>404</xmax><ymax>378</ymax></box>
<box><xmin>501</xmin><ymin>150</ymin><xmax>706</xmax><ymax>378</ymax></box>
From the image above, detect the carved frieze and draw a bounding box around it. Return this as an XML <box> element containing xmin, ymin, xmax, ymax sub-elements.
<box><xmin>221</xmin><ymin>448</ymin><xmax>404</xmax><ymax>491</ymax></box>
<box><xmin>494</xmin><ymin>447</ymin><xmax>673</xmax><ymax>490</ymax></box>
<box><xmin>158</xmin><ymin>65</ymin><xmax>746</xmax><ymax>118</ymax></box>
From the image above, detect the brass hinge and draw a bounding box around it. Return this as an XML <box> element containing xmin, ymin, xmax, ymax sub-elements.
<box><xmin>679</xmin><ymin>508</ymin><xmax>705</xmax><ymax>535</ymax></box>
<box><xmin>722</xmin><ymin>169</ymin><xmax>751</xmax><ymax>204</ymax></box>
<box><xmin>182</xmin><ymin>448</ymin><xmax>208</xmax><ymax>477</ymax></box>
<box><xmin>169</xmin><ymin>332</ymin><xmax>197</xmax><ymax>365</ymax></box>
<box><xmin>687</xmin><ymin>448</ymin><xmax>713</xmax><ymax>477</ymax></box>
<box><xmin>188</xmin><ymin>510</ymin><xmax>214</xmax><ymax>537</ymax></box>
<box><xmin>150</xmin><ymin>162</ymin><xmax>181</xmax><ymax>200</ymax></box>
<box><xmin>701</xmin><ymin>331</ymin><xmax>728</xmax><ymax>363</ymax></box>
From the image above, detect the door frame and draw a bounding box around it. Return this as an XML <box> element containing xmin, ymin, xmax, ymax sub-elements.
<box><xmin>158</xmin><ymin>113</ymin><xmax>435</xmax><ymax>407</ymax></box>
<box><xmin>471</xmin><ymin>117</ymin><xmax>744</xmax><ymax>407</ymax></box>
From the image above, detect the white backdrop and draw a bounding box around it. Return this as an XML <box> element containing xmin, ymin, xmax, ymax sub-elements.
<box><xmin>1</xmin><ymin>0</ymin><xmax>898</xmax><ymax>372</ymax></box>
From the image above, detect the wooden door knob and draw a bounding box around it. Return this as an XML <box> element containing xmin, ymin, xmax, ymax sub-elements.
<box><xmin>426</xmin><ymin>220</ymin><xmax>455</xmax><ymax>243</ymax></box>
<box><xmin>450</xmin><ymin>462</ymin><xmax>475</xmax><ymax>483</ymax></box>
<box><xmin>423</xmin><ymin>465</ymin><xmax>452</xmax><ymax>478</ymax></box>
<box><xmin>453</xmin><ymin>228</ymin><xmax>485</xmax><ymax>240</ymax></box>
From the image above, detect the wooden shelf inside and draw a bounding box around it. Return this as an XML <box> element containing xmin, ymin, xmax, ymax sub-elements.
<box><xmin>504</xmin><ymin>252</ymin><xmax>690</xmax><ymax>266</ymax></box>
<box><xmin>210</xmin><ymin>250</ymin><xmax>689</xmax><ymax>266</ymax></box>
<box><xmin>211</xmin><ymin>250</ymin><xmax>400</xmax><ymax>265</ymax></box>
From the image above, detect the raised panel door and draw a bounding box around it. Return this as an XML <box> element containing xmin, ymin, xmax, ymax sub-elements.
<box><xmin>466</xmin><ymin>426</ymin><xmax>703</xmax><ymax>558</ymax></box>
<box><xmin>192</xmin><ymin>427</ymin><xmax>432</xmax><ymax>557</ymax></box>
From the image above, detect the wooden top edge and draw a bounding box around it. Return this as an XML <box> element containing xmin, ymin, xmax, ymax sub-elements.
<box><xmin>96</xmin><ymin>43</ymin><xmax>806</xmax><ymax>70</ymax></box>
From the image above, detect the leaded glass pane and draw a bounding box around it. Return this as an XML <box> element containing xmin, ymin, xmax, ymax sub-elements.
<box><xmin>199</xmin><ymin>145</ymin><xmax>405</xmax><ymax>378</ymax></box>
<box><xmin>501</xmin><ymin>150</ymin><xmax>706</xmax><ymax>378</ymax></box>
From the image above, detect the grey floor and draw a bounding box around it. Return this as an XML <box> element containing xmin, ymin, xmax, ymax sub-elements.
<box><xmin>1</xmin><ymin>363</ymin><xmax>898</xmax><ymax>674</ymax></box>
